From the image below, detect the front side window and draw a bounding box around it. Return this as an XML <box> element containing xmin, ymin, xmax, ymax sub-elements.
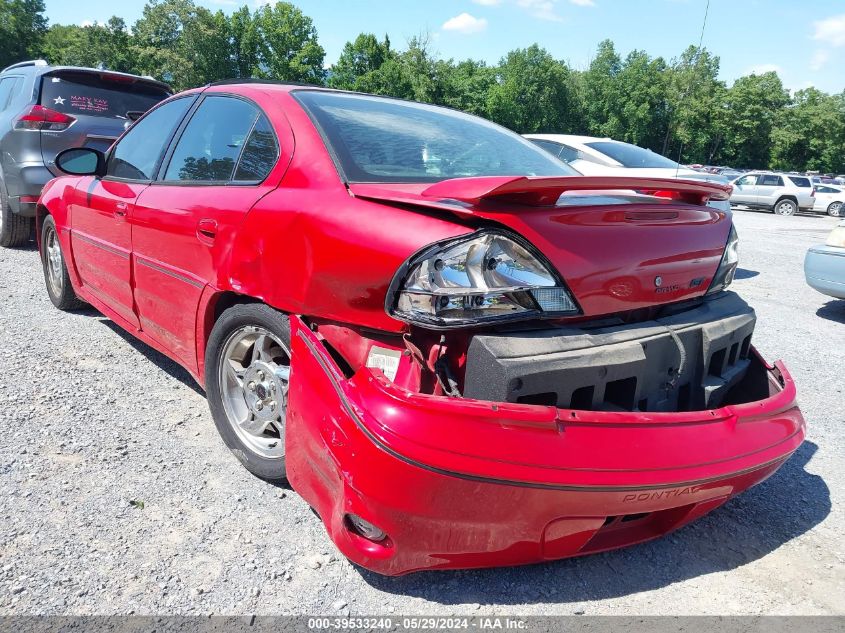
<box><xmin>294</xmin><ymin>90</ymin><xmax>577</xmax><ymax>183</ymax></box>
<box><xmin>583</xmin><ymin>141</ymin><xmax>679</xmax><ymax>169</ymax></box>
<box><xmin>108</xmin><ymin>97</ymin><xmax>193</xmax><ymax>181</ymax></box>
<box><xmin>164</xmin><ymin>96</ymin><xmax>262</xmax><ymax>182</ymax></box>
<box><xmin>736</xmin><ymin>175</ymin><xmax>758</xmax><ymax>186</ymax></box>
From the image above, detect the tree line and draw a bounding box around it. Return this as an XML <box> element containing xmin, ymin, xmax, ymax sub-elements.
<box><xmin>2</xmin><ymin>0</ymin><xmax>843</xmax><ymax>173</ymax></box>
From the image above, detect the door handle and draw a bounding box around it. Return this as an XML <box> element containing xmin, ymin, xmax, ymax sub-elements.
<box><xmin>114</xmin><ymin>202</ymin><xmax>128</xmax><ymax>218</ymax></box>
<box><xmin>197</xmin><ymin>218</ymin><xmax>218</xmax><ymax>245</ymax></box>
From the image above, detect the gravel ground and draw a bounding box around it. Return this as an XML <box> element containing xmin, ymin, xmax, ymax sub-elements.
<box><xmin>0</xmin><ymin>209</ymin><xmax>842</xmax><ymax>616</ymax></box>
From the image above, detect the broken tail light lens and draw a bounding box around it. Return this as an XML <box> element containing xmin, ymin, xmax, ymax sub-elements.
<box><xmin>707</xmin><ymin>223</ymin><xmax>739</xmax><ymax>295</ymax></box>
<box><xmin>387</xmin><ymin>231</ymin><xmax>579</xmax><ymax>328</ymax></box>
<box><xmin>15</xmin><ymin>105</ymin><xmax>76</xmax><ymax>131</ymax></box>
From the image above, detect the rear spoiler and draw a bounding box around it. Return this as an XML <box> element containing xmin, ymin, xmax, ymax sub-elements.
<box><xmin>350</xmin><ymin>176</ymin><xmax>732</xmax><ymax>210</ymax></box>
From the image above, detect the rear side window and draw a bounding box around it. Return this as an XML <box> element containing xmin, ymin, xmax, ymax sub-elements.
<box><xmin>234</xmin><ymin>114</ymin><xmax>279</xmax><ymax>182</ymax></box>
<box><xmin>164</xmin><ymin>96</ymin><xmax>262</xmax><ymax>182</ymax></box>
<box><xmin>759</xmin><ymin>175</ymin><xmax>783</xmax><ymax>186</ymax></box>
<box><xmin>108</xmin><ymin>97</ymin><xmax>193</xmax><ymax>181</ymax></box>
<box><xmin>0</xmin><ymin>76</ymin><xmax>21</xmax><ymax>111</ymax></box>
<box><xmin>40</xmin><ymin>72</ymin><xmax>169</xmax><ymax>120</ymax></box>
<box><xmin>787</xmin><ymin>176</ymin><xmax>811</xmax><ymax>188</ymax></box>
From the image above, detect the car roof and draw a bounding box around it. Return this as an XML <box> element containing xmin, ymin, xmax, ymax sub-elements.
<box><xmin>1</xmin><ymin>61</ymin><xmax>171</xmax><ymax>92</ymax></box>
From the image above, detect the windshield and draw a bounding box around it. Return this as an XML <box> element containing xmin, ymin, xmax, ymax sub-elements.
<box><xmin>40</xmin><ymin>72</ymin><xmax>170</xmax><ymax>120</ymax></box>
<box><xmin>294</xmin><ymin>90</ymin><xmax>577</xmax><ymax>183</ymax></box>
<box><xmin>585</xmin><ymin>141</ymin><xmax>679</xmax><ymax>169</ymax></box>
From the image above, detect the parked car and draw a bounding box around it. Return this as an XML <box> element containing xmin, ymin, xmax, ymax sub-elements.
<box><xmin>525</xmin><ymin>134</ymin><xmax>731</xmax><ymax>214</ymax></box>
<box><xmin>0</xmin><ymin>60</ymin><xmax>170</xmax><ymax>246</ymax></box>
<box><xmin>38</xmin><ymin>83</ymin><xmax>804</xmax><ymax>575</ymax></box>
<box><xmin>805</xmin><ymin>221</ymin><xmax>845</xmax><ymax>299</ymax></box>
<box><xmin>729</xmin><ymin>172</ymin><xmax>815</xmax><ymax>215</ymax></box>
<box><xmin>813</xmin><ymin>184</ymin><xmax>844</xmax><ymax>217</ymax></box>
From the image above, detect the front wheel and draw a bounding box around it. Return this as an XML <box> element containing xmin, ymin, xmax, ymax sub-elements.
<box><xmin>773</xmin><ymin>199</ymin><xmax>797</xmax><ymax>216</ymax></box>
<box><xmin>205</xmin><ymin>303</ymin><xmax>292</xmax><ymax>483</ymax></box>
<box><xmin>828</xmin><ymin>202</ymin><xmax>843</xmax><ymax>217</ymax></box>
<box><xmin>41</xmin><ymin>215</ymin><xmax>85</xmax><ymax>310</ymax></box>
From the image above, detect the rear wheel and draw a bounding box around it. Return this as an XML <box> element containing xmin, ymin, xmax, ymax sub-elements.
<box><xmin>827</xmin><ymin>201</ymin><xmax>843</xmax><ymax>217</ymax></box>
<box><xmin>0</xmin><ymin>181</ymin><xmax>33</xmax><ymax>247</ymax></box>
<box><xmin>205</xmin><ymin>303</ymin><xmax>291</xmax><ymax>483</ymax></box>
<box><xmin>773</xmin><ymin>198</ymin><xmax>797</xmax><ymax>216</ymax></box>
<box><xmin>41</xmin><ymin>215</ymin><xmax>85</xmax><ymax>311</ymax></box>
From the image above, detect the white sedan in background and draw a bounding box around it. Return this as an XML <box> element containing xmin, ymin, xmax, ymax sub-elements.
<box><xmin>525</xmin><ymin>134</ymin><xmax>731</xmax><ymax>213</ymax></box>
<box><xmin>813</xmin><ymin>184</ymin><xmax>844</xmax><ymax>217</ymax></box>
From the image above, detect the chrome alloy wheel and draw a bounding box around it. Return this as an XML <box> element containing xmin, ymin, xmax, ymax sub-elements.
<box><xmin>829</xmin><ymin>202</ymin><xmax>842</xmax><ymax>217</ymax></box>
<box><xmin>44</xmin><ymin>225</ymin><xmax>64</xmax><ymax>296</ymax></box>
<box><xmin>217</xmin><ymin>326</ymin><xmax>290</xmax><ymax>459</ymax></box>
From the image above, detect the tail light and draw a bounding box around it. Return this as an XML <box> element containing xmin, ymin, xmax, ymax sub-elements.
<box><xmin>811</xmin><ymin>187</ymin><xmax>816</xmax><ymax>198</ymax></box>
<box><xmin>15</xmin><ymin>105</ymin><xmax>76</xmax><ymax>131</ymax></box>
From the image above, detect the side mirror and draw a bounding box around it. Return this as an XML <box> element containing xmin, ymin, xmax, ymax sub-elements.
<box><xmin>55</xmin><ymin>147</ymin><xmax>106</xmax><ymax>177</ymax></box>
<box><xmin>126</xmin><ymin>110</ymin><xmax>144</xmax><ymax>122</ymax></box>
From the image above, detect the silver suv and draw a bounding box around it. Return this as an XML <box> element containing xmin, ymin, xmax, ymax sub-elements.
<box><xmin>729</xmin><ymin>172</ymin><xmax>815</xmax><ymax>216</ymax></box>
<box><xmin>0</xmin><ymin>60</ymin><xmax>170</xmax><ymax>246</ymax></box>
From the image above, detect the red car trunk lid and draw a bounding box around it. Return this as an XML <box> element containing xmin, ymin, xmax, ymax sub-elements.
<box><xmin>350</xmin><ymin>176</ymin><xmax>733</xmax><ymax>317</ymax></box>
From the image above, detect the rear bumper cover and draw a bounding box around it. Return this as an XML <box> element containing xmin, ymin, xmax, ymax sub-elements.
<box><xmin>286</xmin><ymin>316</ymin><xmax>804</xmax><ymax>575</ymax></box>
<box><xmin>805</xmin><ymin>244</ymin><xmax>845</xmax><ymax>300</ymax></box>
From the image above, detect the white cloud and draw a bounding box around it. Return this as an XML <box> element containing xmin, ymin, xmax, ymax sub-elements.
<box><xmin>472</xmin><ymin>0</ymin><xmax>502</xmax><ymax>5</ymax></box>
<box><xmin>442</xmin><ymin>12</ymin><xmax>488</xmax><ymax>34</ymax></box>
<box><xmin>569</xmin><ymin>0</ymin><xmax>595</xmax><ymax>6</ymax></box>
<box><xmin>810</xmin><ymin>49</ymin><xmax>830</xmax><ymax>71</ymax></box>
<box><xmin>812</xmin><ymin>13</ymin><xmax>845</xmax><ymax>47</ymax></box>
<box><xmin>745</xmin><ymin>63</ymin><xmax>782</xmax><ymax>76</ymax></box>
<box><xmin>80</xmin><ymin>19</ymin><xmax>94</xmax><ymax>27</ymax></box>
<box><xmin>516</xmin><ymin>0</ymin><xmax>564</xmax><ymax>22</ymax></box>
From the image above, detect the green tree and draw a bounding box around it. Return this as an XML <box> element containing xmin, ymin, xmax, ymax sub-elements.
<box><xmin>438</xmin><ymin>59</ymin><xmax>496</xmax><ymax>117</ymax></box>
<box><xmin>44</xmin><ymin>17</ymin><xmax>137</xmax><ymax>73</ymax></box>
<box><xmin>663</xmin><ymin>46</ymin><xmax>725</xmax><ymax>164</ymax></box>
<box><xmin>486</xmin><ymin>44</ymin><xmax>582</xmax><ymax>133</ymax></box>
<box><xmin>718</xmin><ymin>71</ymin><xmax>790</xmax><ymax>168</ymax></box>
<box><xmin>132</xmin><ymin>0</ymin><xmax>234</xmax><ymax>90</ymax></box>
<box><xmin>229</xmin><ymin>6</ymin><xmax>260</xmax><ymax>78</ymax></box>
<box><xmin>0</xmin><ymin>0</ymin><xmax>49</xmax><ymax>69</ymax></box>
<box><xmin>328</xmin><ymin>33</ymin><xmax>393</xmax><ymax>90</ymax></box>
<box><xmin>251</xmin><ymin>1</ymin><xmax>325</xmax><ymax>84</ymax></box>
<box><xmin>771</xmin><ymin>88</ymin><xmax>845</xmax><ymax>173</ymax></box>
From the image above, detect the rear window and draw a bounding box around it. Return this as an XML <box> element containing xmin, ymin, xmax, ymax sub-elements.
<box><xmin>293</xmin><ymin>90</ymin><xmax>577</xmax><ymax>184</ymax></box>
<box><xmin>584</xmin><ymin>141</ymin><xmax>679</xmax><ymax>169</ymax></box>
<box><xmin>787</xmin><ymin>176</ymin><xmax>811</xmax><ymax>188</ymax></box>
<box><xmin>40</xmin><ymin>72</ymin><xmax>169</xmax><ymax>120</ymax></box>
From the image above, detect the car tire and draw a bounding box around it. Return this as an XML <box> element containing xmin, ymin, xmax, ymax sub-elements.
<box><xmin>41</xmin><ymin>215</ymin><xmax>86</xmax><ymax>311</ymax></box>
<box><xmin>828</xmin><ymin>202</ymin><xmax>843</xmax><ymax>217</ymax></box>
<box><xmin>205</xmin><ymin>303</ymin><xmax>292</xmax><ymax>483</ymax></box>
<box><xmin>773</xmin><ymin>198</ymin><xmax>797</xmax><ymax>216</ymax></box>
<box><xmin>0</xmin><ymin>180</ymin><xmax>33</xmax><ymax>248</ymax></box>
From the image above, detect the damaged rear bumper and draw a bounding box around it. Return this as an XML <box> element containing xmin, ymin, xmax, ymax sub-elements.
<box><xmin>285</xmin><ymin>314</ymin><xmax>804</xmax><ymax>576</ymax></box>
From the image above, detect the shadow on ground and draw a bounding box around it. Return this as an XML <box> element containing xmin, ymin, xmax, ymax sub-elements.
<box><xmin>816</xmin><ymin>300</ymin><xmax>845</xmax><ymax>324</ymax></box>
<box><xmin>360</xmin><ymin>441</ymin><xmax>828</xmax><ymax>604</ymax></box>
<box><xmin>734</xmin><ymin>267</ymin><xmax>760</xmax><ymax>280</ymax></box>
<box><xmin>97</xmin><ymin>318</ymin><xmax>204</xmax><ymax>396</ymax></box>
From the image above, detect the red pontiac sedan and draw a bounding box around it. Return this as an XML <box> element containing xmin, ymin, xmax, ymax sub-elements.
<box><xmin>37</xmin><ymin>82</ymin><xmax>804</xmax><ymax>575</ymax></box>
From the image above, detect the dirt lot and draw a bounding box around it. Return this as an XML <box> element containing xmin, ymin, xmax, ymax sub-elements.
<box><xmin>0</xmin><ymin>208</ymin><xmax>842</xmax><ymax>616</ymax></box>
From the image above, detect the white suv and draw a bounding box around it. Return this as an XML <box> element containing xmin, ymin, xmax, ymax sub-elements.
<box><xmin>730</xmin><ymin>172</ymin><xmax>815</xmax><ymax>216</ymax></box>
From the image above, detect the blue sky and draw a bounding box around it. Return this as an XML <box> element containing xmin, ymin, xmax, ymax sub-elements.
<box><xmin>44</xmin><ymin>0</ymin><xmax>845</xmax><ymax>94</ymax></box>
